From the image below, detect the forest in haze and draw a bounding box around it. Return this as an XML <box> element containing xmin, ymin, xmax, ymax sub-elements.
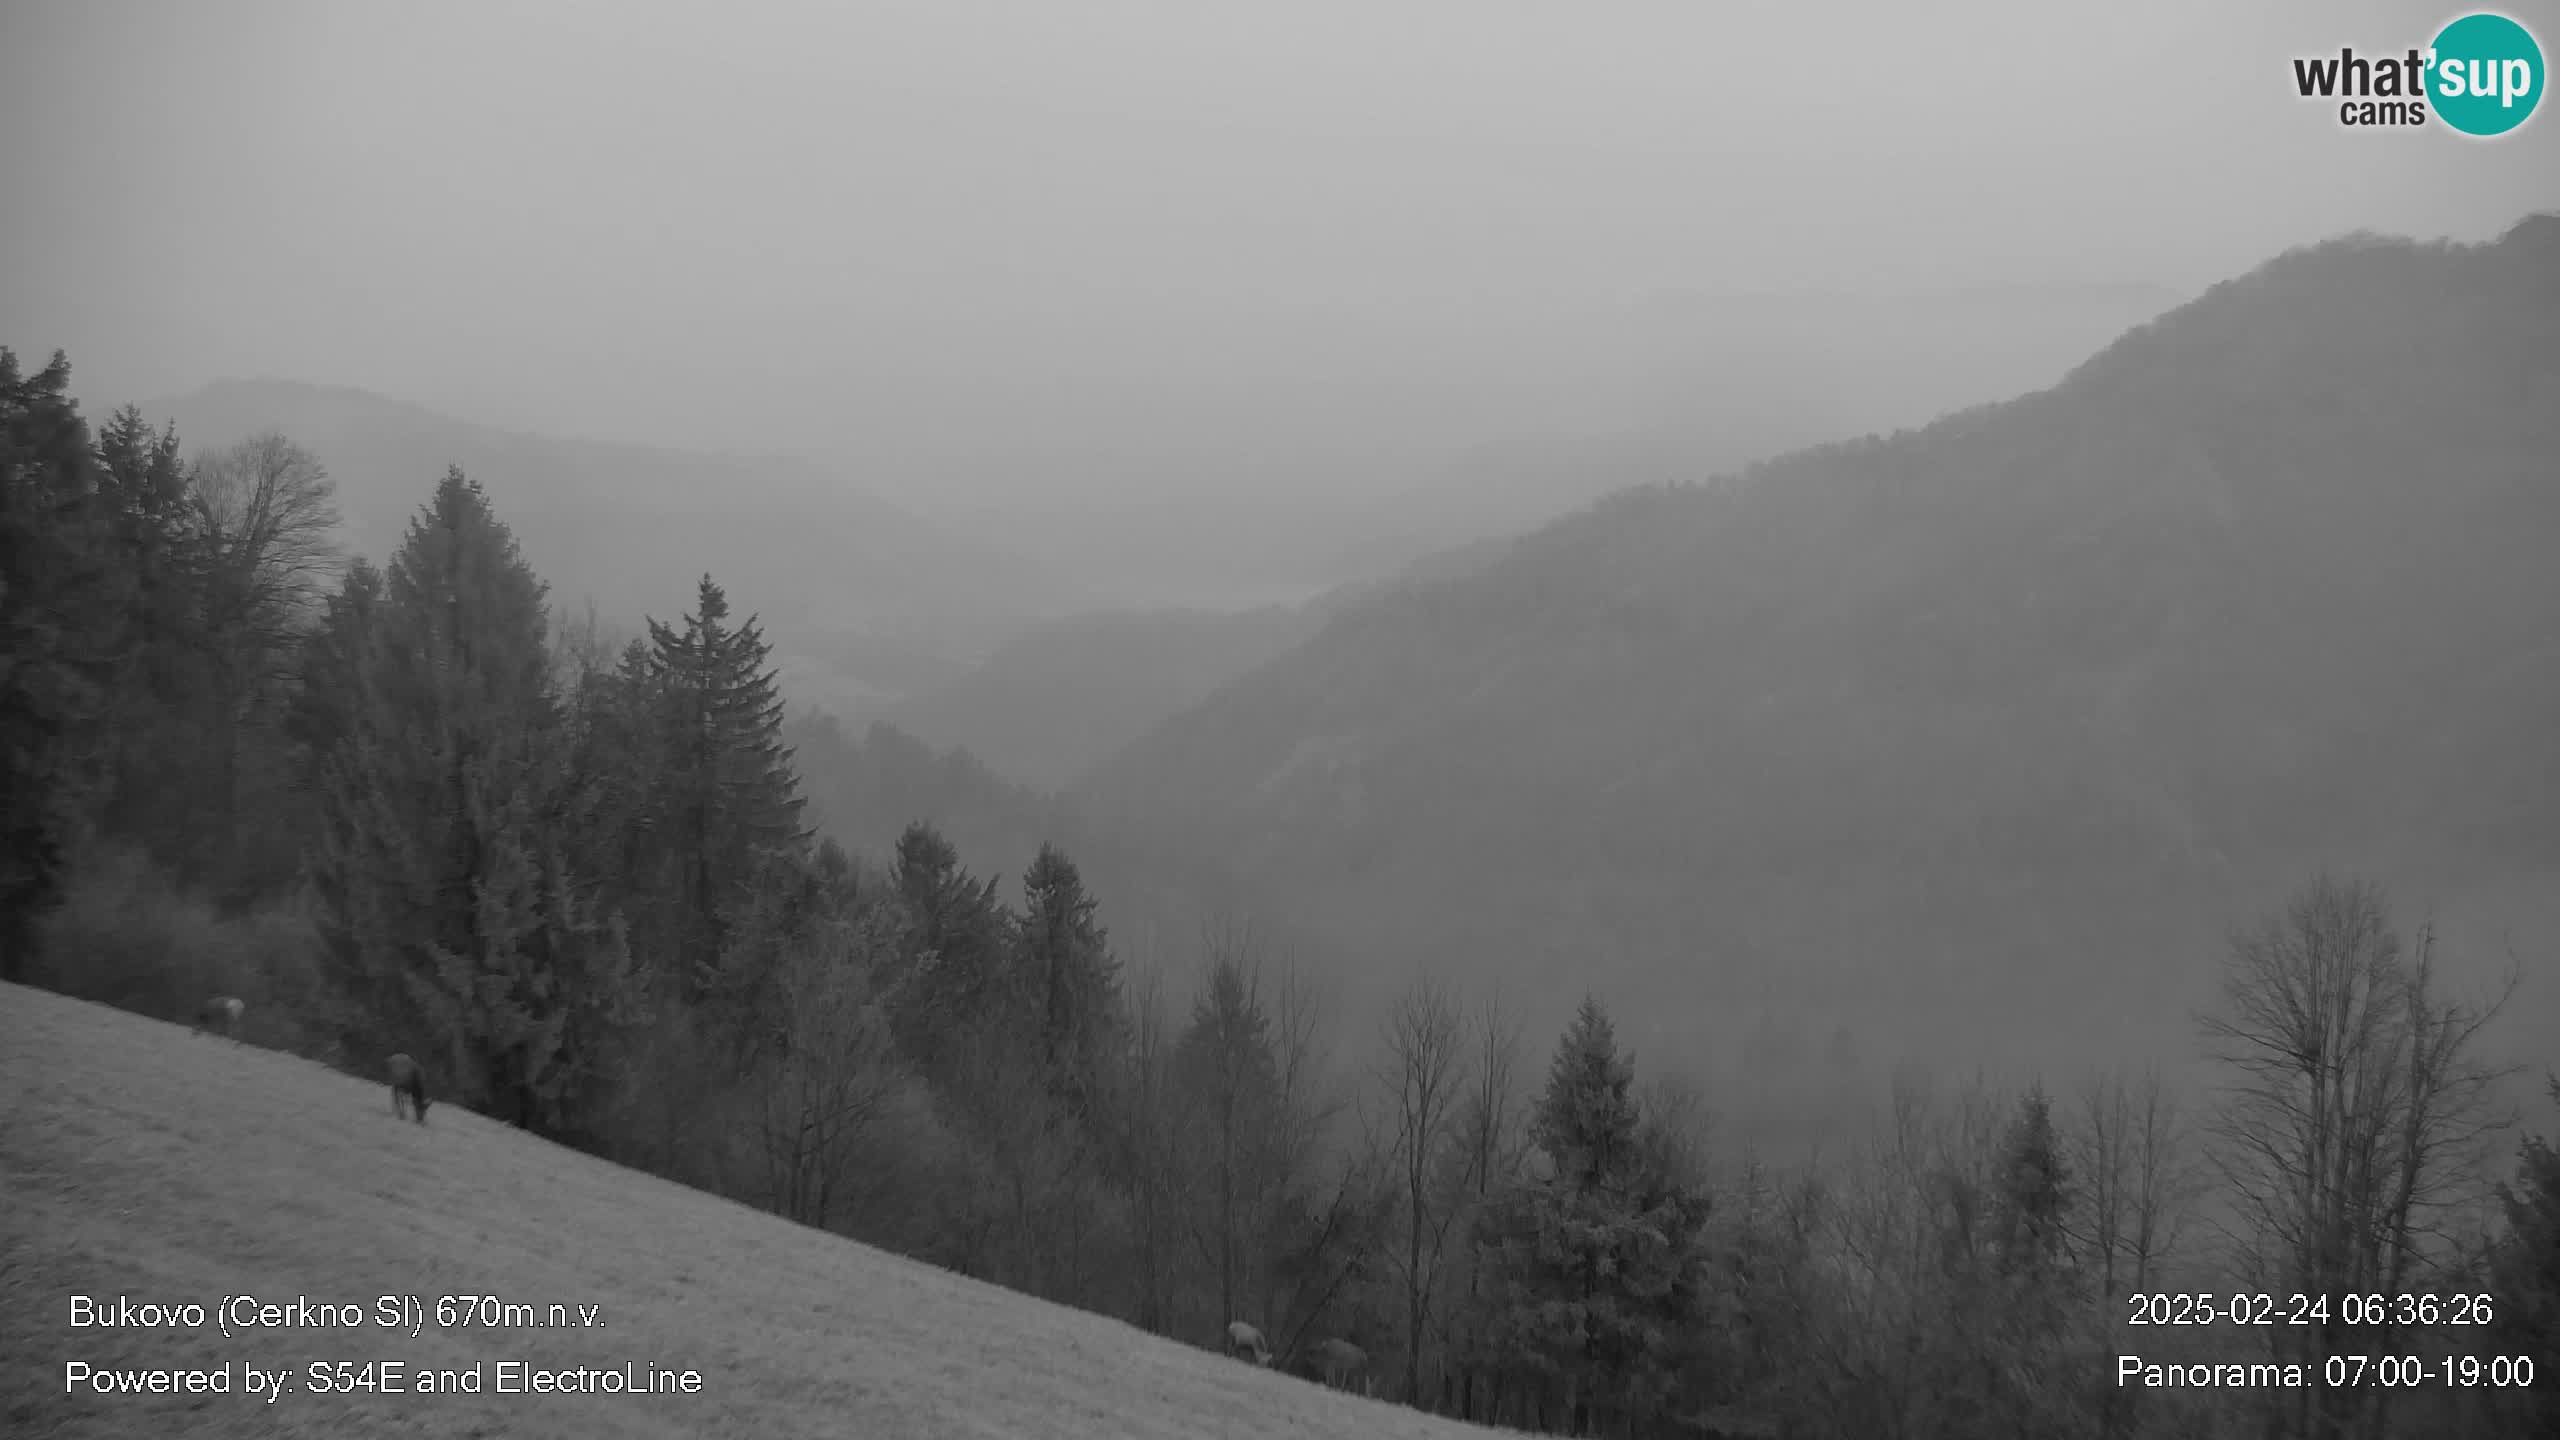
<box><xmin>5</xmin><ymin>220</ymin><xmax>2557</xmax><ymax>1440</ymax></box>
<box><xmin>1080</xmin><ymin>218</ymin><xmax>2560</xmax><ymax>1126</ymax></box>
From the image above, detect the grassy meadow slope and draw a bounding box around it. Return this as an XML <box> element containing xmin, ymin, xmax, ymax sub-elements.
<box><xmin>0</xmin><ymin>983</ymin><xmax>1492</xmax><ymax>1440</ymax></box>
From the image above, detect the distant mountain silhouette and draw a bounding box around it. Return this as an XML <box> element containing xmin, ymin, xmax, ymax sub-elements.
<box><xmin>1375</xmin><ymin>279</ymin><xmax>2198</xmax><ymax>561</ymax></box>
<box><xmin>139</xmin><ymin>379</ymin><xmax>1101</xmax><ymax>701</ymax></box>
<box><xmin>896</xmin><ymin>281</ymin><xmax>2187</xmax><ymax>609</ymax></box>
<box><xmin>1076</xmin><ymin>218</ymin><xmax>2560</xmax><ymax>1125</ymax></box>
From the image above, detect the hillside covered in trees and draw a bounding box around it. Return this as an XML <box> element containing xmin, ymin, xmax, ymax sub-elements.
<box><xmin>1077</xmin><ymin>218</ymin><xmax>2560</xmax><ymax>1121</ymax></box>
<box><xmin>876</xmin><ymin>528</ymin><xmax>1540</xmax><ymax>793</ymax></box>
<box><xmin>140</xmin><ymin>378</ymin><xmax>1101</xmax><ymax>714</ymax></box>
<box><xmin>6</xmin><ymin>221</ymin><xmax>2557</xmax><ymax>1440</ymax></box>
<box><xmin>879</xmin><ymin>604</ymin><xmax>1326</xmax><ymax>791</ymax></box>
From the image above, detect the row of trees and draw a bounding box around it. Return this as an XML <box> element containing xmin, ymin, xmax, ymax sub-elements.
<box><xmin>4</xmin><ymin>353</ymin><xmax>340</xmax><ymax>961</ymax></box>
<box><xmin>6</xmin><ymin>344</ymin><xmax>2553</xmax><ymax>1437</ymax></box>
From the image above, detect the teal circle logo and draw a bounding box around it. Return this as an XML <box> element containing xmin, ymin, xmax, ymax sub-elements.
<box><xmin>2430</xmin><ymin>13</ymin><xmax>2544</xmax><ymax>135</ymax></box>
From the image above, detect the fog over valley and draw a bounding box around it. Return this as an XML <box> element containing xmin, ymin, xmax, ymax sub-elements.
<box><xmin>6</xmin><ymin>3</ymin><xmax>2558</xmax><ymax>1438</ymax></box>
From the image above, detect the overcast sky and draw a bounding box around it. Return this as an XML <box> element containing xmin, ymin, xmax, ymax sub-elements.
<box><xmin>4</xmin><ymin>0</ymin><xmax>2555</xmax><ymax>503</ymax></box>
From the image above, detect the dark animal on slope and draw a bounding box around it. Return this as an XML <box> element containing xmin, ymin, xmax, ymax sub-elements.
<box><xmin>387</xmin><ymin>1053</ymin><xmax>430</xmax><ymax>1124</ymax></box>
<box><xmin>192</xmin><ymin>996</ymin><xmax>244</xmax><ymax>1041</ymax></box>
<box><xmin>1225</xmin><ymin>1320</ymin><xmax>1272</xmax><ymax>1366</ymax></box>
<box><xmin>1312</xmin><ymin>1338</ymin><xmax>1370</xmax><ymax>1396</ymax></box>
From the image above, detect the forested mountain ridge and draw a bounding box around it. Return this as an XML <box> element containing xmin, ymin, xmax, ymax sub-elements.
<box><xmin>1078</xmin><ymin>218</ymin><xmax>2560</xmax><ymax>1100</ymax></box>
<box><xmin>137</xmin><ymin>378</ymin><xmax>1100</xmax><ymax>708</ymax></box>
<box><xmin>874</xmin><ymin>532</ymin><xmax>1526</xmax><ymax>791</ymax></box>
<box><xmin>879</xmin><ymin>605</ymin><xmax>1326</xmax><ymax>791</ymax></box>
<box><xmin>901</xmin><ymin>280</ymin><xmax>2186</xmax><ymax>611</ymax></box>
<box><xmin>787</xmin><ymin>714</ymin><xmax>1320</xmax><ymax>979</ymax></box>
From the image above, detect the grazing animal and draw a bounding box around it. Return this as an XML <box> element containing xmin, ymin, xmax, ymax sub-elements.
<box><xmin>192</xmin><ymin>996</ymin><xmax>244</xmax><ymax>1041</ymax></box>
<box><xmin>1225</xmin><ymin>1320</ymin><xmax>1273</xmax><ymax>1366</ymax></box>
<box><xmin>1313</xmin><ymin>1338</ymin><xmax>1370</xmax><ymax>1395</ymax></box>
<box><xmin>387</xmin><ymin>1053</ymin><xmax>430</xmax><ymax>1124</ymax></box>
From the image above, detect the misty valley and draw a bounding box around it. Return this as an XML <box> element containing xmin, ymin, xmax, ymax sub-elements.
<box><xmin>4</xmin><ymin>33</ymin><xmax>2556</xmax><ymax>1428</ymax></box>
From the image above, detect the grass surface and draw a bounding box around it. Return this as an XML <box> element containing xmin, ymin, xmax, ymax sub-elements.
<box><xmin>2</xmin><ymin>982</ymin><xmax>1505</xmax><ymax>1438</ymax></box>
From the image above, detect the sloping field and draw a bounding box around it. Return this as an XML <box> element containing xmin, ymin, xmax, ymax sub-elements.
<box><xmin>0</xmin><ymin>982</ymin><xmax>1498</xmax><ymax>1438</ymax></box>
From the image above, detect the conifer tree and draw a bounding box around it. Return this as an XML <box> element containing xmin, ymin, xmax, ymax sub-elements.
<box><xmin>88</xmin><ymin>406</ymin><xmax>200</xmax><ymax>866</ymax></box>
<box><xmin>1484</xmin><ymin>996</ymin><xmax>1709</xmax><ymax>1433</ymax></box>
<box><xmin>1973</xmin><ymin>1083</ymin><xmax>2087</xmax><ymax>1436</ymax></box>
<box><xmin>289</xmin><ymin>560</ymin><xmax>386</xmax><ymax>772</ymax></box>
<box><xmin>882</xmin><ymin>820</ymin><xmax>1012</xmax><ymax>1078</ymax></box>
<box><xmin>567</xmin><ymin>637</ymin><xmax>670</xmax><ymax>913</ymax></box>
<box><xmin>642</xmin><ymin>573</ymin><xmax>807</xmax><ymax>999</ymax></box>
<box><xmin>309</xmin><ymin>468</ymin><xmax>637</xmax><ymax>1130</ymax></box>
<box><xmin>1017</xmin><ymin>842</ymin><xmax>1121</xmax><ymax>1108</ymax></box>
<box><xmin>1996</xmin><ymin>1084</ymin><xmax>2072</xmax><ymax>1275</ymax></box>
<box><xmin>0</xmin><ymin>349</ymin><xmax>119</xmax><ymax>978</ymax></box>
<box><xmin>92</xmin><ymin>408</ymin><xmax>191</xmax><ymax>565</ymax></box>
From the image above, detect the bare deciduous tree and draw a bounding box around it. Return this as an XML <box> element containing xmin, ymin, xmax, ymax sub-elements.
<box><xmin>1639</xmin><ymin>1067</ymin><xmax>1717</xmax><ymax>1191</ymax></box>
<box><xmin>1378</xmin><ymin>973</ymin><xmax>1468</xmax><ymax>1405</ymax></box>
<box><xmin>2201</xmin><ymin>875</ymin><xmax>2515</xmax><ymax>1440</ymax></box>
<box><xmin>1260</xmin><ymin>943</ymin><xmax>1345</xmax><ymax>1347</ymax></box>
<box><xmin>1447</xmin><ymin>988</ymin><xmax>1524</xmax><ymax>1419</ymax></box>
<box><xmin>2073</xmin><ymin>1063</ymin><xmax>2202</xmax><ymax>1299</ymax></box>
<box><xmin>548</xmin><ymin>598</ymin><xmax>629</xmax><ymax>692</ymax></box>
<box><xmin>187</xmin><ymin>431</ymin><xmax>338</xmax><ymax>865</ymax></box>
<box><xmin>190</xmin><ymin>430</ymin><xmax>338</xmax><ymax>668</ymax></box>
<box><xmin>755</xmin><ymin>917</ymin><xmax>907</xmax><ymax>1232</ymax></box>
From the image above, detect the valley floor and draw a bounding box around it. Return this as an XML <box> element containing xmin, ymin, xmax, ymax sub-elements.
<box><xmin>0</xmin><ymin>982</ymin><xmax>1500</xmax><ymax>1439</ymax></box>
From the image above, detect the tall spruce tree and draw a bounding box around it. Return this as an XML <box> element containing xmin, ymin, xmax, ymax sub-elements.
<box><xmin>1017</xmin><ymin>842</ymin><xmax>1121</xmax><ymax>1108</ymax></box>
<box><xmin>1536</xmin><ymin>997</ymin><xmax>1642</xmax><ymax>1189</ymax></box>
<box><xmin>288</xmin><ymin>560</ymin><xmax>386</xmax><ymax>776</ymax></box>
<box><xmin>882</xmin><ymin>820</ymin><xmax>1012</xmax><ymax>1079</ymax></box>
<box><xmin>0</xmin><ymin>349</ymin><xmax>119</xmax><ymax>978</ymax></box>
<box><xmin>1995</xmin><ymin>1084</ymin><xmax>2072</xmax><ymax>1275</ymax></box>
<box><xmin>309</xmin><ymin>468</ymin><xmax>636</xmax><ymax>1130</ymax></box>
<box><xmin>642</xmin><ymin>573</ymin><xmax>807</xmax><ymax>1001</ymax></box>
<box><xmin>571</xmin><ymin>637</ymin><xmax>671</xmax><ymax>913</ymax></box>
<box><xmin>88</xmin><ymin>405</ymin><xmax>200</xmax><ymax>870</ymax></box>
<box><xmin>1485</xmin><ymin>996</ymin><xmax>1709</xmax><ymax>1432</ymax></box>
